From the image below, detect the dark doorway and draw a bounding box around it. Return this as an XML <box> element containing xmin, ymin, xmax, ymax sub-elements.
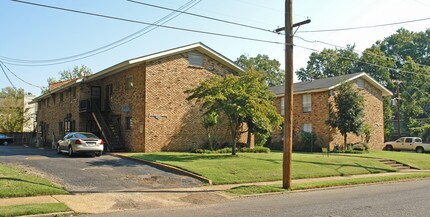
<box><xmin>91</xmin><ymin>86</ymin><xmax>101</xmax><ymax>109</ymax></box>
<box><xmin>104</xmin><ymin>84</ymin><xmax>113</xmax><ymax>112</ymax></box>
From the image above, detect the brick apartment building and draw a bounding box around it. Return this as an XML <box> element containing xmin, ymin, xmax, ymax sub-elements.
<box><xmin>270</xmin><ymin>73</ymin><xmax>393</xmax><ymax>150</ymax></box>
<box><xmin>33</xmin><ymin>43</ymin><xmax>244</xmax><ymax>152</ymax></box>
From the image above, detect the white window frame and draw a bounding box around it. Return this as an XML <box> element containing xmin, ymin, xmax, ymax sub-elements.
<box><xmin>302</xmin><ymin>94</ymin><xmax>312</xmax><ymax>113</ymax></box>
<box><xmin>188</xmin><ymin>52</ymin><xmax>203</xmax><ymax>67</ymax></box>
<box><xmin>280</xmin><ymin>97</ymin><xmax>285</xmax><ymax>116</ymax></box>
<box><xmin>302</xmin><ymin>123</ymin><xmax>312</xmax><ymax>132</ymax></box>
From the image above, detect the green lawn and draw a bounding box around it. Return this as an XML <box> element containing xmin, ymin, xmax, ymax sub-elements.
<box><xmin>130</xmin><ymin>152</ymin><xmax>396</xmax><ymax>184</ymax></box>
<box><xmin>342</xmin><ymin>151</ymin><xmax>430</xmax><ymax>170</ymax></box>
<box><xmin>227</xmin><ymin>172</ymin><xmax>430</xmax><ymax>195</ymax></box>
<box><xmin>0</xmin><ymin>164</ymin><xmax>68</xmax><ymax>198</ymax></box>
<box><xmin>0</xmin><ymin>203</ymin><xmax>70</xmax><ymax>217</ymax></box>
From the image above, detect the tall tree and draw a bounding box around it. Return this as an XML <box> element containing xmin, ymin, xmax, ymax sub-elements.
<box><xmin>186</xmin><ymin>70</ymin><xmax>282</xmax><ymax>155</ymax></box>
<box><xmin>0</xmin><ymin>87</ymin><xmax>29</xmax><ymax>132</ymax></box>
<box><xmin>236</xmin><ymin>54</ymin><xmax>284</xmax><ymax>86</ymax></box>
<box><xmin>296</xmin><ymin>45</ymin><xmax>359</xmax><ymax>81</ymax></box>
<box><xmin>326</xmin><ymin>82</ymin><xmax>365</xmax><ymax>148</ymax></box>
<box><xmin>42</xmin><ymin>65</ymin><xmax>92</xmax><ymax>94</ymax></box>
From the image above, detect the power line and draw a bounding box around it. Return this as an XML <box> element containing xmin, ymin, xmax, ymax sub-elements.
<box><xmin>0</xmin><ymin>61</ymin><xmax>44</xmax><ymax>89</ymax></box>
<box><xmin>298</xmin><ymin>17</ymin><xmax>430</xmax><ymax>33</ymax></box>
<box><xmin>1</xmin><ymin>0</ymin><xmax>201</xmax><ymax>66</ymax></box>
<box><xmin>294</xmin><ymin>35</ymin><xmax>430</xmax><ymax>70</ymax></box>
<box><xmin>127</xmin><ymin>0</ymin><xmax>275</xmax><ymax>33</ymax></box>
<box><xmin>0</xmin><ymin>62</ymin><xmax>16</xmax><ymax>90</ymax></box>
<box><xmin>294</xmin><ymin>44</ymin><xmax>430</xmax><ymax>78</ymax></box>
<box><xmin>8</xmin><ymin>0</ymin><xmax>285</xmax><ymax>65</ymax></box>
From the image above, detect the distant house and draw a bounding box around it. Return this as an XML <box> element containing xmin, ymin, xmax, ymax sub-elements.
<box><xmin>269</xmin><ymin>73</ymin><xmax>393</xmax><ymax>150</ymax></box>
<box><xmin>33</xmin><ymin>43</ymin><xmax>248</xmax><ymax>152</ymax></box>
<box><xmin>0</xmin><ymin>92</ymin><xmax>36</xmax><ymax>133</ymax></box>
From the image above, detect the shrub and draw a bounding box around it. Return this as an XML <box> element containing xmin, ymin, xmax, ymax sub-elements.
<box><xmin>238</xmin><ymin>146</ymin><xmax>271</xmax><ymax>153</ymax></box>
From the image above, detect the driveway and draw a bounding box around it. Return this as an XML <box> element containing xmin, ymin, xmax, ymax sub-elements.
<box><xmin>0</xmin><ymin>145</ymin><xmax>203</xmax><ymax>193</ymax></box>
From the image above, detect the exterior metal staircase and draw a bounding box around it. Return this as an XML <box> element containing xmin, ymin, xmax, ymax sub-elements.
<box><xmin>91</xmin><ymin>102</ymin><xmax>125</xmax><ymax>152</ymax></box>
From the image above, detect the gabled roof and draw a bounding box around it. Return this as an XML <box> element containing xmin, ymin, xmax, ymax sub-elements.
<box><xmin>270</xmin><ymin>72</ymin><xmax>393</xmax><ymax>97</ymax></box>
<box><xmin>33</xmin><ymin>42</ymin><xmax>243</xmax><ymax>102</ymax></box>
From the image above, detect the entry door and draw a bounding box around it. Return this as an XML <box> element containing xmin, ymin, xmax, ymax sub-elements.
<box><xmin>91</xmin><ymin>86</ymin><xmax>101</xmax><ymax>109</ymax></box>
<box><xmin>105</xmin><ymin>84</ymin><xmax>113</xmax><ymax>111</ymax></box>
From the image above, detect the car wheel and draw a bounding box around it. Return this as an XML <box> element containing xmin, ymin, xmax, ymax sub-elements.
<box><xmin>385</xmin><ymin>145</ymin><xmax>393</xmax><ymax>151</ymax></box>
<box><xmin>68</xmin><ymin>146</ymin><xmax>74</xmax><ymax>157</ymax></box>
<box><xmin>3</xmin><ymin>141</ymin><xmax>8</xmax><ymax>146</ymax></box>
<box><xmin>95</xmin><ymin>151</ymin><xmax>102</xmax><ymax>157</ymax></box>
<box><xmin>56</xmin><ymin>144</ymin><xmax>61</xmax><ymax>154</ymax></box>
<box><xmin>416</xmin><ymin>147</ymin><xmax>424</xmax><ymax>154</ymax></box>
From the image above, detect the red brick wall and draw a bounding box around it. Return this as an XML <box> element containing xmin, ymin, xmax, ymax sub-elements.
<box><xmin>144</xmin><ymin>52</ymin><xmax>235</xmax><ymax>152</ymax></box>
<box><xmin>272</xmin><ymin>80</ymin><xmax>385</xmax><ymax>150</ymax></box>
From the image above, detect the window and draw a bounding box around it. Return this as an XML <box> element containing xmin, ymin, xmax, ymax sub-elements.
<box><xmin>416</xmin><ymin>138</ymin><xmax>422</xmax><ymax>143</ymax></box>
<box><xmin>188</xmin><ymin>52</ymin><xmax>203</xmax><ymax>67</ymax></box>
<box><xmin>302</xmin><ymin>94</ymin><xmax>312</xmax><ymax>112</ymax></box>
<box><xmin>125</xmin><ymin>117</ymin><xmax>132</xmax><ymax>130</ymax></box>
<box><xmin>52</xmin><ymin>94</ymin><xmax>56</xmax><ymax>104</ymax></box>
<box><xmin>405</xmin><ymin>138</ymin><xmax>413</xmax><ymax>143</ymax></box>
<box><xmin>60</xmin><ymin>92</ymin><xmax>64</xmax><ymax>102</ymax></box>
<box><xmin>302</xmin><ymin>123</ymin><xmax>312</xmax><ymax>132</ymax></box>
<box><xmin>356</xmin><ymin>78</ymin><xmax>365</xmax><ymax>89</ymax></box>
<box><xmin>280</xmin><ymin>97</ymin><xmax>285</xmax><ymax>115</ymax></box>
<box><xmin>125</xmin><ymin>76</ymin><xmax>133</xmax><ymax>90</ymax></box>
<box><xmin>72</xmin><ymin>87</ymin><xmax>76</xmax><ymax>98</ymax></box>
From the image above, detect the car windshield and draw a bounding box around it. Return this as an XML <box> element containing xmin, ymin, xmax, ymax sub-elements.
<box><xmin>74</xmin><ymin>133</ymin><xmax>99</xmax><ymax>139</ymax></box>
<box><xmin>0</xmin><ymin>134</ymin><xmax>6</xmax><ymax>138</ymax></box>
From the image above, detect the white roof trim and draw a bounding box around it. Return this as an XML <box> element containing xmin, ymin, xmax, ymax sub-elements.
<box><xmin>128</xmin><ymin>42</ymin><xmax>243</xmax><ymax>72</ymax></box>
<box><xmin>275</xmin><ymin>73</ymin><xmax>393</xmax><ymax>97</ymax></box>
<box><xmin>33</xmin><ymin>43</ymin><xmax>243</xmax><ymax>102</ymax></box>
<box><xmin>328</xmin><ymin>73</ymin><xmax>393</xmax><ymax>96</ymax></box>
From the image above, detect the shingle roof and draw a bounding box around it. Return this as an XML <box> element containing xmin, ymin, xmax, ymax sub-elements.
<box><xmin>269</xmin><ymin>72</ymin><xmax>392</xmax><ymax>96</ymax></box>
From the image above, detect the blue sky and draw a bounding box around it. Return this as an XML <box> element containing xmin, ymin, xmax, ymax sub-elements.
<box><xmin>1</xmin><ymin>0</ymin><xmax>429</xmax><ymax>95</ymax></box>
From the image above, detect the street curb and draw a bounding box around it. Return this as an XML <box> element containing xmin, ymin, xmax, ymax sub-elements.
<box><xmin>20</xmin><ymin>211</ymin><xmax>74</xmax><ymax>217</ymax></box>
<box><xmin>111</xmin><ymin>153</ymin><xmax>213</xmax><ymax>185</ymax></box>
<box><xmin>228</xmin><ymin>175</ymin><xmax>430</xmax><ymax>198</ymax></box>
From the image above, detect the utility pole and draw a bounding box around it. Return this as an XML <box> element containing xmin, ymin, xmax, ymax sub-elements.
<box><xmin>275</xmin><ymin>0</ymin><xmax>310</xmax><ymax>190</ymax></box>
<box><xmin>393</xmin><ymin>80</ymin><xmax>402</xmax><ymax>137</ymax></box>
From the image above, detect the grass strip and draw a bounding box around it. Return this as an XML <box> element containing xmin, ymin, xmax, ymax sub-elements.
<box><xmin>227</xmin><ymin>173</ymin><xmax>430</xmax><ymax>195</ymax></box>
<box><xmin>342</xmin><ymin>151</ymin><xmax>430</xmax><ymax>170</ymax></box>
<box><xmin>0</xmin><ymin>203</ymin><xmax>70</xmax><ymax>217</ymax></box>
<box><xmin>0</xmin><ymin>164</ymin><xmax>67</xmax><ymax>198</ymax></box>
<box><xmin>129</xmin><ymin>152</ymin><xmax>396</xmax><ymax>185</ymax></box>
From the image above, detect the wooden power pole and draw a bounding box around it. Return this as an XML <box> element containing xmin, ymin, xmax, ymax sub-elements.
<box><xmin>393</xmin><ymin>80</ymin><xmax>402</xmax><ymax>137</ymax></box>
<box><xmin>283</xmin><ymin>0</ymin><xmax>294</xmax><ymax>190</ymax></box>
<box><xmin>275</xmin><ymin>0</ymin><xmax>310</xmax><ymax>190</ymax></box>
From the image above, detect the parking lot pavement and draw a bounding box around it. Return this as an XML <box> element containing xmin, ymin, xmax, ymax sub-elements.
<box><xmin>0</xmin><ymin>145</ymin><xmax>203</xmax><ymax>193</ymax></box>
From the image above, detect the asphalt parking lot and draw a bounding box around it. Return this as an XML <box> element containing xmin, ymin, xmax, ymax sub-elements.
<box><xmin>0</xmin><ymin>145</ymin><xmax>203</xmax><ymax>193</ymax></box>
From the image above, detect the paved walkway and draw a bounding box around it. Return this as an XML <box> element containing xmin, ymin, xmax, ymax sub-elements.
<box><xmin>1</xmin><ymin>170</ymin><xmax>429</xmax><ymax>215</ymax></box>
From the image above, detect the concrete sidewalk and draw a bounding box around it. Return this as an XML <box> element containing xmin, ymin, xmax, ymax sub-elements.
<box><xmin>1</xmin><ymin>170</ymin><xmax>430</xmax><ymax>215</ymax></box>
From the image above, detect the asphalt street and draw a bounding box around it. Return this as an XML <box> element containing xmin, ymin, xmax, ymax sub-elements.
<box><xmin>85</xmin><ymin>178</ymin><xmax>430</xmax><ymax>217</ymax></box>
<box><xmin>0</xmin><ymin>145</ymin><xmax>202</xmax><ymax>193</ymax></box>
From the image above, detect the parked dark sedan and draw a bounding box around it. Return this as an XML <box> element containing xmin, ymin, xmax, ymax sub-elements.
<box><xmin>0</xmin><ymin>134</ymin><xmax>13</xmax><ymax>146</ymax></box>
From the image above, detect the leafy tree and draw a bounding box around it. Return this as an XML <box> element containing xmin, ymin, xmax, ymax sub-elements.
<box><xmin>0</xmin><ymin>87</ymin><xmax>29</xmax><ymax>132</ymax></box>
<box><xmin>236</xmin><ymin>54</ymin><xmax>284</xmax><ymax>86</ymax></box>
<box><xmin>42</xmin><ymin>65</ymin><xmax>92</xmax><ymax>94</ymax></box>
<box><xmin>296</xmin><ymin>45</ymin><xmax>359</xmax><ymax>81</ymax></box>
<box><xmin>326</xmin><ymin>82</ymin><xmax>365</xmax><ymax>149</ymax></box>
<box><xmin>186</xmin><ymin>70</ymin><xmax>282</xmax><ymax>155</ymax></box>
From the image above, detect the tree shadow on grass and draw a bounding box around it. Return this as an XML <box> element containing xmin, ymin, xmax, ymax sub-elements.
<box><xmin>132</xmin><ymin>153</ymin><xmax>236</xmax><ymax>163</ymax></box>
<box><xmin>293</xmin><ymin>160</ymin><xmax>396</xmax><ymax>175</ymax></box>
